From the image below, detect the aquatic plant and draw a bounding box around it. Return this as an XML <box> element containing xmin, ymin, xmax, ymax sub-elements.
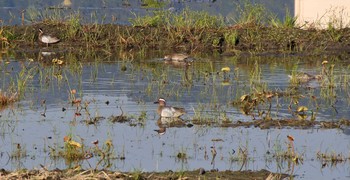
<box><xmin>130</xmin><ymin>169</ymin><xmax>143</xmax><ymax>180</ymax></box>
<box><xmin>0</xmin><ymin>90</ymin><xmax>17</xmax><ymax>107</ymax></box>
<box><xmin>233</xmin><ymin>1</ymin><xmax>269</xmax><ymax>27</ymax></box>
<box><xmin>59</xmin><ymin>135</ymin><xmax>86</xmax><ymax>165</ymax></box>
<box><xmin>130</xmin><ymin>8</ymin><xmax>224</xmax><ymax>29</ymax></box>
<box><xmin>223</xmin><ymin>30</ymin><xmax>239</xmax><ymax>48</ymax></box>
<box><xmin>141</xmin><ymin>0</ymin><xmax>167</xmax><ymax>9</ymax></box>
<box><xmin>10</xmin><ymin>143</ymin><xmax>27</xmax><ymax>160</ymax></box>
<box><xmin>66</xmin><ymin>14</ymin><xmax>81</xmax><ymax>40</ymax></box>
<box><xmin>317</xmin><ymin>151</ymin><xmax>349</xmax><ymax>167</ymax></box>
<box><xmin>270</xmin><ymin>8</ymin><xmax>297</xmax><ymax>28</ymax></box>
<box><xmin>0</xmin><ymin>28</ymin><xmax>10</xmax><ymax>47</ymax></box>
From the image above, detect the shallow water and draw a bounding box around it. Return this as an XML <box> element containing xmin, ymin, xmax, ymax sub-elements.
<box><xmin>0</xmin><ymin>0</ymin><xmax>291</xmax><ymax>25</ymax></box>
<box><xmin>0</xmin><ymin>50</ymin><xmax>350</xmax><ymax>179</ymax></box>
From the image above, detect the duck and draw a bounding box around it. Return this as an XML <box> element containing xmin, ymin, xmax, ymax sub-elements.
<box><xmin>288</xmin><ymin>72</ymin><xmax>322</xmax><ymax>82</ymax></box>
<box><xmin>154</xmin><ymin>98</ymin><xmax>186</xmax><ymax>118</ymax></box>
<box><xmin>164</xmin><ymin>53</ymin><xmax>192</xmax><ymax>62</ymax></box>
<box><xmin>38</xmin><ymin>28</ymin><xmax>60</xmax><ymax>46</ymax></box>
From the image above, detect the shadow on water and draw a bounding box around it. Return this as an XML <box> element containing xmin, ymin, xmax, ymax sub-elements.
<box><xmin>0</xmin><ymin>48</ymin><xmax>350</xmax><ymax>179</ymax></box>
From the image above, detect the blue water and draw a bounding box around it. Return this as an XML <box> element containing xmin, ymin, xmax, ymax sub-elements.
<box><xmin>0</xmin><ymin>0</ymin><xmax>292</xmax><ymax>25</ymax></box>
<box><xmin>0</xmin><ymin>51</ymin><xmax>349</xmax><ymax>179</ymax></box>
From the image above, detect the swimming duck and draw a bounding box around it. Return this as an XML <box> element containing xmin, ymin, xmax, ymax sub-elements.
<box><xmin>154</xmin><ymin>98</ymin><xmax>186</xmax><ymax>118</ymax></box>
<box><xmin>164</xmin><ymin>53</ymin><xmax>191</xmax><ymax>62</ymax></box>
<box><xmin>288</xmin><ymin>72</ymin><xmax>322</xmax><ymax>82</ymax></box>
<box><xmin>38</xmin><ymin>28</ymin><xmax>60</xmax><ymax>46</ymax></box>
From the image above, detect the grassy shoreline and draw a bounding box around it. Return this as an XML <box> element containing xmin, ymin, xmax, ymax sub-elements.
<box><xmin>0</xmin><ymin>168</ymin><xmax>288</xmax><ymax>179</ymax></box>
<box><xmin>2</xmin><ymin>23</ymin><xmax>350</xmax><ymax>56</ymax></box>
<box><xmin>1</xmin><ymin>3</ymin><xmax>350</xmax><ymax>56</ymax></box>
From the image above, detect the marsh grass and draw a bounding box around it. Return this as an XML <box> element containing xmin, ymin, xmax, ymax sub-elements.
<box><xmin>270</xmin><ymin>8</ymin><xmax>297</xmax><ymax>28</ymax></box>
<box><xmin>0</xmin><ymin>27</ymin><xmax>10</xmax><ymax>47</ymax></box>
<box><xmin>0</xmin><ymin>90</ymin><xmax>18</xmax><ymax>107</ymax></box>
<box><xmin>233</xmin><ymin>1</ymin><xmax>269</xmax><ymax>28</ymax></box>
<box><xmin>52</xmin><ymin>135</ymin><xmax>116</xmax><ymax>169</ymax></box>
<box><xmin>224</xmin><ymin>30</ymin><xmax>239</xmax><ymax>48</ymax></box>
<box><xmin>229</xmin><ymin>146</ymin><xmax>248</xmax><ymax>164</ymax></box>
<box><xmin>130</xmin><ymin>169</ymin><xmax>143</xmax><ymax>180</ymax></box>
<box><xmin>10</xmin><ymin>143</ymin><xmax>27</xmax><ymax>160</ymax></box>
<box><xmin>3</xmin><ymin>2</ymin><xmax>350</xmax><ymax>54</ymax></box>
<box><xmin>59</xmin><ymin>135</ymin><xmax>86</xmax><ymax>164</ymax></box>
<box><xmin>66</xmin><ymin>14</ymin><xmax>81</xmax><ymax>40</ymax></box>
<box><xmin>317</xmin><ymin>151</ymin><xmax>349</xmax><ymax>166</ymax></box>
<box><xmin>130</xmin><ymin>7</ymin><xmax>224</xmax><ymax>29</ymax></box>
<box><xmin>271</xmin><ymin>135</ymin><xmax>304</xmax><ymax>167</ymax></box>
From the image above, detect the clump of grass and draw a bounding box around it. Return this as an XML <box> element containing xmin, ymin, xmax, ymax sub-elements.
<box><xmin>325</xmin><ymin>6</ymin><xmax>350</xmax><ymax>29</ymax></box>
<box><xmin>130</xmin><ymin>169</ymin><xmax>143</xmax><ymax>180</ymax></box>
<box><xmin>224</xmin><ymin>30</ymin><xmax>239</xmax><ymax>47</ymax></box>
<box><xmin>66</xmin><ymin>14</ymin><xmax>81</xmax><ymax>40</ymax></box>
<box><xmin>10</xmin><ymin>143</ymin><xmax>27</xmax><ymax>160</ymax></box>
<box><xmin>229</xmin><ymin>146</ymin><xmax>248</xmax><ymax>166</ymax></box>
<box><xmin>316</xmin><ymin>151</ymin><xmax>348</xmax><ymax>166</ymax></box>
<box><xmin>0</xmin><ymin>90</ymin><xmax>18</xmax><ymax>107</ymax></box>
<box><xmin>141</xmin><ymin>0</ymin><xmax>167</xmax><ymax>8</ymax></box>
<box><xmin>59</xmin><ymin>135</ymin><xmax>86</xmax><ymax>164</ymax></box>
<box><xmin>234</xmin><ymin>1</ymin><xmax>269</xmax><ymax>27</ymax></box>
<box><xmin>0</xmin><ymin>28</ymin><xmax>10</xmax><ymax>47</ymax></box>
<box><xmin>272</xmin><ymin>135</ymin><xmax>304</xmax><ymax>166</ymax></box>
<box><xmin>130</xmin><ymin>8</ymin><xmax>224</xmax><ymax>29</ymax></box>
<box><xmin>270</xmin><ymin>8</ymin><xmax>297</xmax><ymax>28</ymax></box>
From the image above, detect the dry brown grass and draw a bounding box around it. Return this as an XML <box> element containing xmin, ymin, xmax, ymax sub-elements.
<box><xmin>0</xmin><ymin>168</ymin><xmax>288</xmax><ymax>180</ymax></box>
<box><xmin>0</xmin><ymin>91</ymin><xmax>17</xmax><ymax>107</ymax></box>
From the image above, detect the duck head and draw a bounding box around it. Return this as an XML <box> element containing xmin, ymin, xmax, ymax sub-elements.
<box><xmin>154</xmin><ymin>98</ymin><xmax>166</xmax><ymax>106</ymax></box>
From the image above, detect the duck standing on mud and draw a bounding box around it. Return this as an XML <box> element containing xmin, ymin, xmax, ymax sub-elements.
<box><xmin>38</xmin><ymin>28</ymin><xmax>60</xmax><ymax>46</ymax></box>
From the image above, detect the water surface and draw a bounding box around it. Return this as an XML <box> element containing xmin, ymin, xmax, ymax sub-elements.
<box><xmin>0</xmin><ymin>50</ymin><xmax>349</xmax><ymax>179</ymax></box>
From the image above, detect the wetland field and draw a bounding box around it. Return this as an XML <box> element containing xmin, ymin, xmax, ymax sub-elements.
<box><xmin>1</xmin><ymin>1</ymin><xmax>350</xmax><ymax>179</ymax></box>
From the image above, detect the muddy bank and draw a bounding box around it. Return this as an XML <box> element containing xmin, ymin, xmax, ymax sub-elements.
<box><xmin>2</xmin><ymin>22</ymin><xmax>350</xmax><ymax>55</ymax></box>
<box><xmin>0</xmin><ymin>168</ymin><xmax>288</xmax><ymax>180</ymax></box>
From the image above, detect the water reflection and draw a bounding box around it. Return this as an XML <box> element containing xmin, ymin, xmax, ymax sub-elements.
<box><xmin>0</xmin><ymin>51</ymin><xmax>350</xmax><ymax>179</ymax></box>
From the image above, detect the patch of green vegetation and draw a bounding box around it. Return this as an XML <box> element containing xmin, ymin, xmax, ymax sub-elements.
<box><xmin>142</xmin><ymin>0</ymin><xmax>167</xmax><ymax>9</ymax></box>
<box><xmin>224</xmin><ymin>30</ymin><xmax>239</xmax><ymax>47</ymax></box>
<box><xmin>66</xmin><ymin>14</ymin><xmax>81</xmax><ymax>40</ymax></box>
<box><xmin>270</xmin><ymin>8</ymin><xmax>297</xmax><ymax>28</ymax></box>
<box><xmin>2</xmin><ymin>2</ymin><xmax>350</xmax><ymax>56</ymax></box>
<box><xmin>130</xmin><ymin>7</ymin><xmax>224</xmax><ymax>29</ymax></box>
<box><xmin>234</xmin><ymin>1</ymin><xmax>269</xmax><ymax>27</ymax></box>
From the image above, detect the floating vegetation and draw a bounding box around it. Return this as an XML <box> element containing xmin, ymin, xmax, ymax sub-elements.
<box><xmin>317</xmin><ymin>151</ymin><xmax>349</xmax><ymax>167</ymax></box>
<box><xmin>48</xmin><ymin>135</ymin><xmax>117</xmax><ymax>170</ymax></box>
<box><xmin>108</xmin><ymin>107</ymin><xmax>130</xmax><ymax>123</ymax></box>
